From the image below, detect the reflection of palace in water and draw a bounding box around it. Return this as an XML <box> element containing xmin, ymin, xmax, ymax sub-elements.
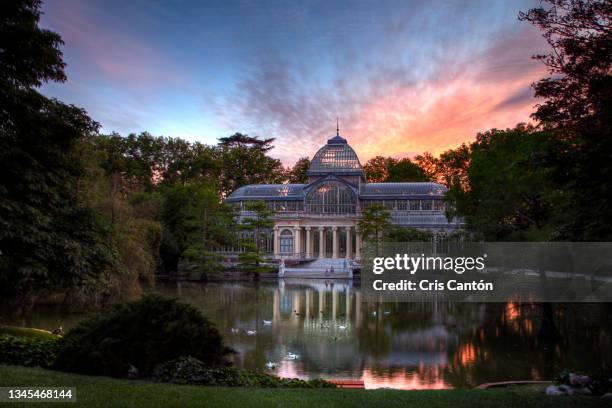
<box><xmin>167</xmin><ymin>281</ymin><xmax>612</xmax><ymax>390</ymax></box>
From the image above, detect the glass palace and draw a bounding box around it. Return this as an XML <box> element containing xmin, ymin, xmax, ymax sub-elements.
<box><xmin>225</xmin><ymin>131</ymin><xmax>461</xmax><ymax>260</ymax></box>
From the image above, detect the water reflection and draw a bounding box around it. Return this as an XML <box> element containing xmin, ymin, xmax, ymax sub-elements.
<box><xmin>2</xmin><ymin>279</ymin><xmax>610</xmax><ymax>390</ymax></box>
<box><xmin>155</xmin><ymin>280</ymin><xmax>612</xmax><ymax>390</ymax></box>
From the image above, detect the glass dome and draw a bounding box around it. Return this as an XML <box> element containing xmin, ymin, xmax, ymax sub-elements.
<box><xmin>307</xmin><ymin>134</ymin><xmax>364</xmax><ymax>175</ymax></box>
<box><xmin>306</xmin><ymin>180</ymin><xmax>357</xmax><ymax>214</ymax></box>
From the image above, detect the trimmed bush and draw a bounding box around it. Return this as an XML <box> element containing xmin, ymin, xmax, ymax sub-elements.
<box><xmin>0</xmin><ymin>334</ymin><xmax>60</xmax><ymax>368</ymax></box>
<box><xmin>153</xmin><ymin>357</ymin><xmax>336</xmax><ymax>388</ymax></box>
<box><xmin>54</xmin><ymin>295</ymin><xmax>233</xmax><ymax>378</ymax></box>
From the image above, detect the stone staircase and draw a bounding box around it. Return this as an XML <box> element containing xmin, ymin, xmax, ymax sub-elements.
<box><xmin>282</xmin><ymin>258</ymin><xmax>355</xmax><ymax>278</ymax></box>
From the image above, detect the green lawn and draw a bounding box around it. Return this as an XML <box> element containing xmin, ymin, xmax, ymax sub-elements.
<box><xmin>0</xmin><ymin>365</ymin><xmax>608</xmax><ymax>408</ymax></box>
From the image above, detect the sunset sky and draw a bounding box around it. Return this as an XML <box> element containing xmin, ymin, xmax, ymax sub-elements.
<box><xmin>40</xmin><ymin>0</ymin><xmax>550</xmax><ymax>164</ymax></box>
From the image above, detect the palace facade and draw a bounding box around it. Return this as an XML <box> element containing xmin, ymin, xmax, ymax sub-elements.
<box><xmin>226</xmin><ymin>131</ymin><xmax>461</xmax><ymax>261</ymax></box>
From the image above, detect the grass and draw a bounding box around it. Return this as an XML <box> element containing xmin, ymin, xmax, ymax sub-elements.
<box><xmin>0</xmin><ymin>325</ymin><xmax>59</xmax><ymax>340</ymax></box>
<box><xmin>0</xmin><ymin>365</ymin><xmax>609</xmax><ymax>408</ymax></box>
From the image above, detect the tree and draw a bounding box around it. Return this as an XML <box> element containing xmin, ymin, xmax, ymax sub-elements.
<box><xmin>448</xmin><ymin>125</ymin><xmax>565</xmax><ymax>240</ymax></box>
<box><xmin>363</xmin><ymin>156</ymin><xmax>390</xmax><ymax>182</ymax></box>
<box><xmin>387</xmin><ymin>158</ymin><xmax>428</xmax><ymax>182</ymax></box>
<box><xmin>0</xmin><ymin>0</ymin><xmax>121</xmax><ymax>301</ymax></box>
<box><xmin>287</xmin><ymin>157</ymin><xmax>310</xmax><ymax>183</ymax></box>
<box><xmin>237</xmin><ymin>201</ymin><xmax>274</xmax><ymax>278</ymax></box>
<box><xmin>386</xmin><ymin>227</ymin><xmax>433</xmax><ymax>242</ymax></box>
<box><xmin>519</xmin><ymin>0</ymin><xmax>612</xmax><ymax>240</ymax></box>
<box><xmin>179</xmin><ymin>186</ymin><xmax>237</xmax><ymax>281</ymax></box>
<box><xmin>414</xmin><ymin>144</ymin><xmax>471</xmax><ymax>188</ymax></box>
<box><xmin>358</xmin><ymin>204</ymin><xmax>391</xmax><ymax>256</ymax></box>
<box><xmin>519</xmin><ymin>0</ymin><xmax>611</xmax><ymax>129</ymax></box>
<box><xmin>364</xmin><ymin>156</ymin><xmax>428</xmax><ymax>182</ymax></box>
<box><xmin>217</xmin><ymin>133</ymin><xmax>285</xmax><ymax>197</ymax></box>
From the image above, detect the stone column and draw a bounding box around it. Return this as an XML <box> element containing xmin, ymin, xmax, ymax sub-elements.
<box><xmin>318</xmin><ymin>227</ymin><xmax>325</xmax><ymax>258</ymax></box>
<box><xmin>293</xmin><ymin>226</ymin><xmax>301</xmax><ymax>258</ymax></box>
<box><xmin>346</xmin><ymin>227</ymin><xmax>352</xmax><ymax>259</ymax></box>
<box><xmin>332</xmin><ymin>226</ymin><xmax>339</xmax><ymax>258</ymax></box>
<box><xmin>273</xmin><ymin>226</ymin><xmax>279</xmax><ymax>257</ymax></box>
<box><xmin>305</xmin><ymin>227</ymin><xmax>312</xmax><ymax>258</ymax></box>
<box><xmin>355</xmin><ymin>231</ymin><xmax>362</xmax><ymax>260</ymax></box>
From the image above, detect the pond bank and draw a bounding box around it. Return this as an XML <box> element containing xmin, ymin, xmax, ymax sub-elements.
<box><xmin>1</xmin><ymin>365</ymin><xmax>609</xmax><ymax>408</ymax></box>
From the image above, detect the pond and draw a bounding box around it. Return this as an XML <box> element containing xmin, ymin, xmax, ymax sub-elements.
<box><xmin>3</xmin><ymin>279</ymin><xmax>612</xmax><ymax>389</ymax></box>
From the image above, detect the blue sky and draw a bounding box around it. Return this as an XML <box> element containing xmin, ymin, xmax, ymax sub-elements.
<box><xmin>40</xmin><ymin>0</ymin><xmax>549</xmax><ymax>164</ymax></box>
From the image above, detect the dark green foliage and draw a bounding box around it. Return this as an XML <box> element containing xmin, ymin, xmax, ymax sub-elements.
<box><xmin>161</xmin><ymin>183</ymin><xmax>237</xmax><ymax>278</ymax></box>
<box><xmin>287</xmin><ymin>157</ymin><xmax>310</xmax><ymax>183</ymax></box>
<box><xmin>0</xmin><ymin>0</ymin><xmax>66</xmax><ymax>88</ymax></box>
<box><xmin>217</xmin><ymin>133</ymin><xmax>285</xmax><ymax>196</ymax></box>
<box><xmin>0</xmin><ymin>0</ymin><xmax>121</xmax><ymax>299</ymax></box>
<box><xmin>237</xmin><ymin>201</ymin><xmax>274</xmax><ymax>277</ymax></box>
<box><xmin>386</xmin><ymin>227</ymin><xmax>433</xmax><ymax>242</ymax></box>
<box><xmin>54</xmin><ymin>295</ymin><xmax>233</xmax><ymax>378</ymax></box>
<box><xmin>358</xmin><ymin>204</ymin><xmax>392</xmax><ymax>256</ymax></box>
<box><xmin>364</xmin><ymin>156</ymin><xmax>428</xmax><ymax>183</ymax></box>
<box><xmin>0</xmin><ymin>334</ymin><xmax>60</xmax><ymax>368</ymax></box>
<box><xmin>153</xmin><ymin>357</ymin><xmax>335</xmax><ymax>388</ymax></box>
<box><xmin>518</xmin><ymin>0</ymin><xmax>612</xmax><ymax>240</ymax></box>
<box><xmin>449</xmin><ymin>125</ymin><xmax>565</xmax><ymax>240</ymax></box>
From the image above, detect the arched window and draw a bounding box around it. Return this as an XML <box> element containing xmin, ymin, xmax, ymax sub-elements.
<box><xmin>279</xmin><ymin>229</ymin><xmax>293</xmax><ymax>254</ymax></box>
<box><xmin>306</xmin><ymin>181</ymin><xmax>357</xmax><ymax>214</ymax></box>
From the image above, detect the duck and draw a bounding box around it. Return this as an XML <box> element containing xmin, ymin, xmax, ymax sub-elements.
<box><xmin>230</xmin><ymin>328</ymin><xmax>240</xmax><ymax>334</ymax></box>
<box><xmin>246</xmin><ymin>330</ymin><xmax>257</xmax><ymax>336</ymax></box>
<box><xmin>337</xmin><ymin>325</ymin><xmax>347</xmax><ymax>330</ymax></box>
<box><xmin>265</xmin><ymin>361</ymin><xmax>276</xmax><ymax>370</ymax></box>
<box><xmin>52</xmin><ymin>326</ymin><xmax>63</xmax><ymax>335</ymax></box>
<box><xmin>287</xmin><ymin>352</ymin><xmax>299</xmax><ymax>360</ymax></box>
<box><xmin>262</xmin><ymin>320</ymin><xmax>272</xmax><ymax>325</ymax></box>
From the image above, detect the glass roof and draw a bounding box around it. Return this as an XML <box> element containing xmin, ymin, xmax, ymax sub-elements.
<box><xmin>226</xmin><ymin>184</ymin><xmax>304</xmax><ymax>201</ymax></box>
<box><xmin>308</xmin><ymin>134</ymin><xmax>363</xmax><ymax>174</ymax></box>
<box><xmin>360</xmin><ymin>182</ymin><xmax>447</xmax><ymax>197</ymax></box>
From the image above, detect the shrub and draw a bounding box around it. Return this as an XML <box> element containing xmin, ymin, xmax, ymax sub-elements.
<box><xmin>153</xmin><ymin>357</ymin><xmax>336</xmax><ymax>388</ymax></box>
<box><xmin>54</xmin><ymin>295</ymin><xmax>233</xmax><ymax>378</ymax></box>
<box><xmin>0</xmin><ymin>334</ymin><xmax>61</xmax><ymax>368</ymax></box>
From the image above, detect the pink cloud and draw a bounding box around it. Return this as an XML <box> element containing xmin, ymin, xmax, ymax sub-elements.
<box><xmin>219</xmin><ymin>24</ymin><xmax>550</xmax><ymax>165</ymax></box>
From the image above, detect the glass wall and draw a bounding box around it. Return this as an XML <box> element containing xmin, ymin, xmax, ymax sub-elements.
<box><xmin>362</xmin><ymin>199</ymin><xmax>445</xmax><ymax>211</ymax></box>
<box><xmin>306</xmin><ymin>181</ymin><xmax>357</xmax><ymax>214</ymax></box>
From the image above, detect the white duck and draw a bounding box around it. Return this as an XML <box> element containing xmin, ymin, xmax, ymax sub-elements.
<box><xmin>265</xmin><ymin>361</ymin><xmax>276</xmax><ymax>369</ymax></box>
<box><xmin>262</xmin><ymin>320</ymin><xmax>272</xmax><ymax>325</ymax></box>
<box><xmin>287</xmin><ymin>352</ymin><xmax>299</xmax><ymax>360</ymax></box>
<box><xmin>247</xmin><ymin>330</ymin><xmax>257</xmax><ymax>336</ymax></box>
<box><xmin>230</xmin><ymin>328</ymin><xmax>239</xmax><ymax>334</ymax></box>
<box><xmin>337</xmin><ymin>325</ymin><xmax>347</xmax><ymax>330</ymax></box>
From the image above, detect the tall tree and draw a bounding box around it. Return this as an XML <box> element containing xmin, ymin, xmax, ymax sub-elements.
<box><xmin>520</xmin><ymin>0</ymin><xmax>612</xmax><ymax>240</ymax></box>
<box><xmin>0</xmin><ymin>0</ymin><xmax>120</xmax><ymax>300</ymax></box>
<box><xmin>217</xmin><ymin>133</ymin><xmax>285</xmax><ymax>196</ymax></box>
<box><xmin>448</xmin><ymin>125</ymin><xmax>565</xmax><ymax>240</ymax></box>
